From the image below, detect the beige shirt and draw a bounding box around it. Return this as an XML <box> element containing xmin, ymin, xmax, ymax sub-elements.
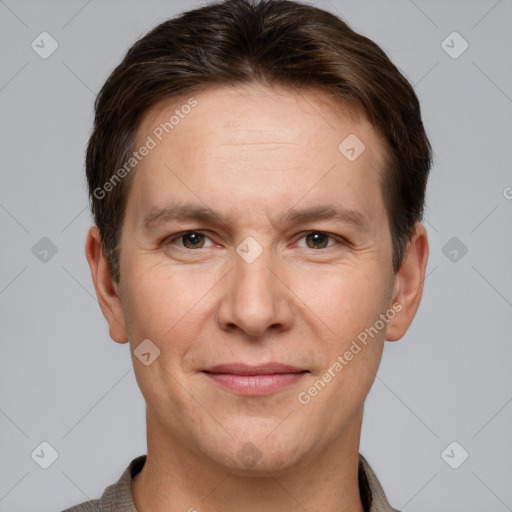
<box><xmin>62</xmin><ymin>453</ymin><xmax>400</xmax><ymax>512</ymax></box>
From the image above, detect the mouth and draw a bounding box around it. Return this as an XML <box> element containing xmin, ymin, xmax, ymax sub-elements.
<box><xmin>202</xmin><ymin>363</ymin><xmax>309</xmax><ymax>396</ymax></box>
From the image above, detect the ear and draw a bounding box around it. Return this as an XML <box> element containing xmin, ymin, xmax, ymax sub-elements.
<box><xmin>85</xmin><ymin>225</ymin><xmax>129</xmax><ymax>344</ymax></box>
<box><xmin>386</xmin><ymin>223</ymin><xmax>429</xmax><ymax>341</ymax></box>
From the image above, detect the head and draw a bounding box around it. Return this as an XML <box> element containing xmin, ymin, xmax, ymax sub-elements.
<box><xmin>85</xmin><ymin>0</ymin><xmax>431</xmax><ymax>473</ymax></box>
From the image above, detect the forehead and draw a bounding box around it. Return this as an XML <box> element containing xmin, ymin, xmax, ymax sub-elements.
<box><xmin>128</xmin><ymin>83</ymin><xmax>388</xmax><ymax>226</ymax></box>
<box><xmin>136</xmin><ymin>83</ymin><xmax>384</xmax><ymax>154</ymax></box>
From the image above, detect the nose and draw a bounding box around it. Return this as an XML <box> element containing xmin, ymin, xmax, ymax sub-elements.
<box><xmin>216</xmin><ymin>244</ymin><xmax>294</xmax><ymax>338</ymax></box>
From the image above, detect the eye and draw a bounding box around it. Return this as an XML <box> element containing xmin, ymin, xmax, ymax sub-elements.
<box><xmin>295</xmin><ymin>231</ymin><xmax>339</xmax><ymax>249</ymax></box>
<box><xmin>164</xmin><ymin>230</ymin><xmax>344</xmax><ymax>252</ymax></box>
<box><xmin>167</xmin><ymin>231</ymin><xmax>215</xmax><ymax>249</ymax></box>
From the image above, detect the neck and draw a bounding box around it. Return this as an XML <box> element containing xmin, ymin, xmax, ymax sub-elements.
<box><xmin>132</xmin><ymin>409</ymin><xmax>366</xmax><ymax>512</ymax></box>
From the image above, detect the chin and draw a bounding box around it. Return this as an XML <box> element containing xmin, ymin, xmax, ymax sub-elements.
<box><xmin>202</xmin><ymin>425</ymin><xmax>307</xmax><ymax>476</ymax></box>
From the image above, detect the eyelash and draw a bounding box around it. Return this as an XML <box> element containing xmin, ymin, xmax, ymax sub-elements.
<box><xmin>164</xmin><ymin>230</ymin><xmax>347</xmax><ymax>251</ymax></box>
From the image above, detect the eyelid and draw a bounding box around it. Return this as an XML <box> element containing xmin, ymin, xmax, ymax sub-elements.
<box><xmin>165</xmin><ymin>230</ymin><xmax>217</xmax><ymax>248</ymax></box>
<box><xmin>164</xmin><ymin>230</ymin><xmax>347</xmax><ymax>250</ymax></box>
<box><xmin>293</xmin><ymin>231</ymin><xmax>347</xmax><ymax>249</ymax></box>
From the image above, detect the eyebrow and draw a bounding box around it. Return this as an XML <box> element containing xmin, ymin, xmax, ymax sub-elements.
<box><xmin>282</xmin><ymin>205</ymin><xmax>367</xmax><ymax>231</ymax></box>
<box><xmin>142</xmin><ymin>205</ymin><xmax>231</xmax><ymax>231</ymax></box>
<box><xmin>141</xmin><ymin>203</ymin><xmax>367</xmax><ymax>232</ymax></box>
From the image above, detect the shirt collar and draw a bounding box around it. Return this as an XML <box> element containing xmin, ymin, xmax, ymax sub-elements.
<box><xmin>99</xmin><ymin>453</ymin><xmax>399</xmax><ymax>512</ymax></box>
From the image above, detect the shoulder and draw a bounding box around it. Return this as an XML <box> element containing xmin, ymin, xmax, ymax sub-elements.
<box><xmin>61</xmin><ymin>498</ymin><xmax>101</xmax><ymax>512</ymax></box>
<box><xmin>359</xmin><ymin>453</ymin><xmax>401</xmax><ymax>512</ymax></box>
<box><xmin>60</xmin><ymin>455</ymin><xmax>146</xmax><ymax>512</ymax></box>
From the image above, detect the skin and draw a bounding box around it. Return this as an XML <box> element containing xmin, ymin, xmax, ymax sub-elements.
<box><xmin>85</xmin><ymin>83</ymin><xmax>428</xmax><ymax>512</ymax></box>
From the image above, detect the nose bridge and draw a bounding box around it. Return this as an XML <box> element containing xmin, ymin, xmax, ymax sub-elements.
<box><xmin>218</xmin><ymin>239</ymin><xmax>290</xmax><ymax>336</ymax></box>
<box><xmin>234</xmin><ymin>239</ymin><xmax>276</xmax><ymax>308</ymax></box>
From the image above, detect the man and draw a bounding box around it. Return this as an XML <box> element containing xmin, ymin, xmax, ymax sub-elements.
<box><xmin>64</xmin><ymin>0</ymin><xmax>431</xmax><ymax>510</ymax></box>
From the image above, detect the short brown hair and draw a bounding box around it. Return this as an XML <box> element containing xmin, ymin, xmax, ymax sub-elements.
<box><xmin>86</xmin><ymin>0</ymin><xmax>432</xmax><ymax>284</ymax></box>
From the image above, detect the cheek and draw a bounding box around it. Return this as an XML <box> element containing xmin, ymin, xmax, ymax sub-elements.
<box><xmin>292</xmin><ymin>264</ymin><xmax>391</xmax><ymax>340</ymax></box>
<box><xmin>123</xmin><ymin>267</ymin><xmax>213</xmax><ymax>415</ymax></box>
<box><xmin>293</xmin><ymin>268</ymin><xmax>388</xmax><ymax>431</ymax></box>
<box><xmin>122</xmin><ymin>263</ymin><xmax>215</xmax><ymax>348</ymax></box>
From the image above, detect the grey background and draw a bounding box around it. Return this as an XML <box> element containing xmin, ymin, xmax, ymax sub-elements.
<box><xmin>0</xmin><ymin>0</ymin><xmax>511</xmax><ymax>511</ymax></box>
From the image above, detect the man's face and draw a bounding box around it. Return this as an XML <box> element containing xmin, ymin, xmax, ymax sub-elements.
<box><xmin>117</xmin><ymin>84</ymin><xmax>397</xmax><ymax>473</ymax></box>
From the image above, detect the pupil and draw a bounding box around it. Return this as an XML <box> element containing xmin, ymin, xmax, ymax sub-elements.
<box><xmin>185</xmin><ymin>232</ymin><xmax>202</xmax><ymax>247</ymax></box>
<box><xmin>309</xmin><ymin>232</ymin><xmax>326</xmax><ymax>249</ymax></box>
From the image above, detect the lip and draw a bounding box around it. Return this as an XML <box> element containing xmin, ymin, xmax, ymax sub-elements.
<box><xmin>202</xmin><ymin>363</ymin><xmax>309</xmax><ymax>396</ymax></box>
<box><xmin>203</xmin><ymin>363</ymin><xmax>306</xmax><ymax>375</ymax></box>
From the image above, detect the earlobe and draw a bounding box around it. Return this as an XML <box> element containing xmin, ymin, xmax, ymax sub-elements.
<box><xmin>85</xmin><ymin>226</ymin><xmax>129</xmax><ymax>344</ymax></box>
<box><xmin>386</xmin><ymin>223</ymin><xmax>429</xmax><ymax>342</ymax></box>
